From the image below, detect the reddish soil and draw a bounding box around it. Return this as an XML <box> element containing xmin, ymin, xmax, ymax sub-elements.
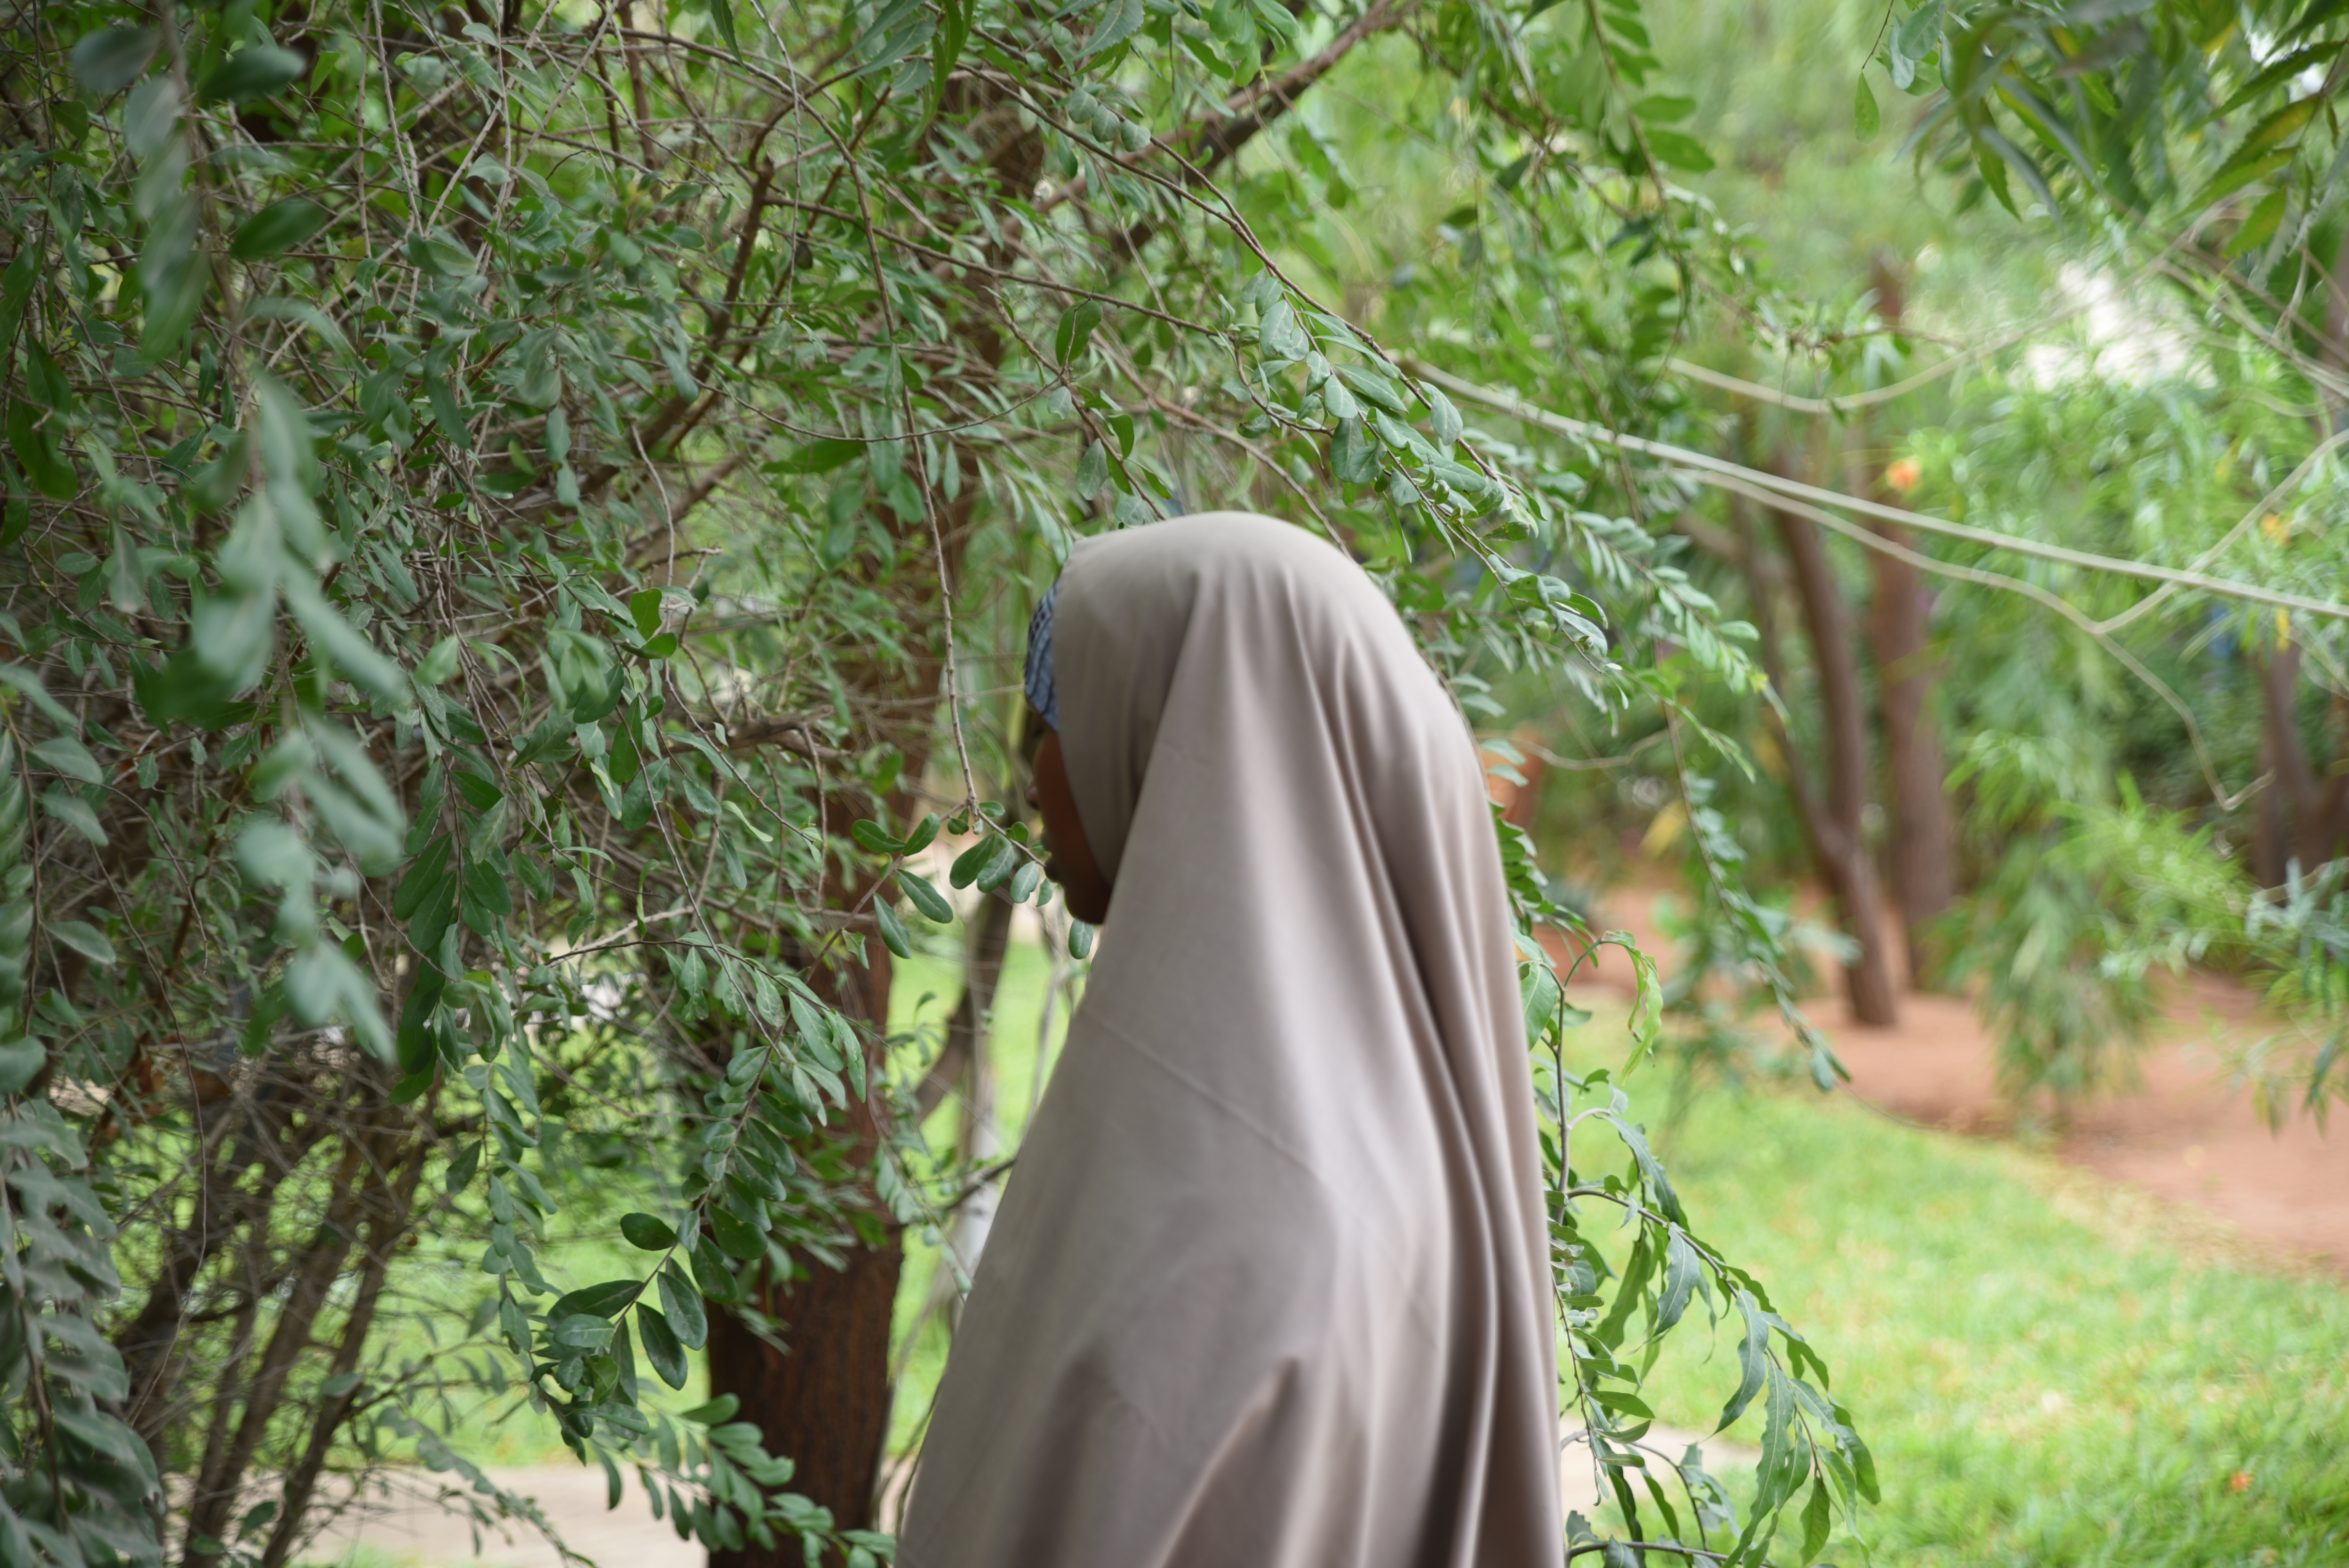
<box><xmin>1552</xmin><ymin>877</ymin><xmax>2349</xmax><ymax>1278</ymax></box>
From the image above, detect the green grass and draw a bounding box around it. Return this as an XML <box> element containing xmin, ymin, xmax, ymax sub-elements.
<box><xmin>1601</xmin><ymin>1022</ymin><xmax>2349</xmax><ymax>1566</ymax></box>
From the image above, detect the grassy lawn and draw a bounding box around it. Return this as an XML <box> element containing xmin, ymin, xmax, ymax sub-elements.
<box><xmin>1569</xmin><ymin>1008</ymin><xmax>2349</xmax><ymax>1566</ymax></box>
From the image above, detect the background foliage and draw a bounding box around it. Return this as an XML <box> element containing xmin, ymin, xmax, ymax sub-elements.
<box><xmin>0</xmin><ymin>0</ymin><xmax>1883</xmax><ymax>1563</ymax></box>
<box><xmin>13</xmin><ymin>0</ymin><xmax>2349</xmax><ymax>1559</ymax></box>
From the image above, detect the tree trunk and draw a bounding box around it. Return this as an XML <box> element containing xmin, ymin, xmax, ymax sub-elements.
<box><xmin>706</xmin><ymin>1239</ymin><xmax>905</xmax><ymax>1550</ymax></box>
<box><xmin>1861</xmin><ymin>255</ymin><xmax>1955</xmax><ymax>987</ymax></box>
<box><xmin>708</xmin><ymin>941</ymin><xmax>902</xmax><ymax>1558</ymax></box>
<box><xmin>2253</xmin><ymin>638</ymin><xmax>2349</xmax><ymax>881</ymax></box>
<box><xmin>1761</xmin><ymin>479</ymin><xmax>1901</xmax><ymax>1026</ymax></box>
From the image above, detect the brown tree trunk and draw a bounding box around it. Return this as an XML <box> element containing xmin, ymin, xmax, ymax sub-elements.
<box><xmin>1761</xmin><ymin>479</ymin><xmax>1901</xmax><ymax>1026</ymax></box>
<box><xmin>2254</xmin><ymin>639</ymin><xmax>2349</xmax><ymax>881</ymax></box>
<box><xmin>708</xmin><ymin>939</ymin><xmax>902</xmax><ymax>1559</ymax></box>
<box><xmin>706</xmin><ymin>1241</ymin><xmax>904</xmax><ymax>1548</ymax></box>
<box><xmin>1860</xmin><ymin>256</ymin><xmax>1955</xmax><ymax>988</ymax></box>
<box><xmin>706</xmin><ymin>659</ymin><xmax>1034</xmax><ymax>1554</ymax></box>
<box><xmin>1865</xmin><ymin>539</ymin><xmax>1951</xmax><ymax>983</ymax></box>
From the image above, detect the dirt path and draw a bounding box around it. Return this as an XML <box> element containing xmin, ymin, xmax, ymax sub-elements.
<box><xmin>1558</xmin><ymin>878</ymin><xmax>2349</xmax><ymax>1276</ymax></box>
<box><xmin>301</xmin><ymin>1466</ymin><xmax>697</xmax><ymax>1568</ymax></box>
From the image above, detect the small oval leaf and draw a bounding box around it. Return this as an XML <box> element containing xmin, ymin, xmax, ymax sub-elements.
<box><xmin>636</xmin><ymin>1305</ymin><xmax>689</xmax><ymax>1389</ymax></box>
<box><xmin>620</xmin><ymin>1212</ymin><xmax>677</xmax><ymax>1251</ymax></box>
<box><xmin>230</xmin><ymin>197</ymin><xmax>331</xmax><ymax>262</ymax></box>
<box><xmin>200</xmin><ymin>45</ymin><xmax>308</xmax><ymax>105</ymax></box>
<box><xmin>71</xmin><ymin>26</ymin><xmax>159</xmax><ymax>96</ymax></box>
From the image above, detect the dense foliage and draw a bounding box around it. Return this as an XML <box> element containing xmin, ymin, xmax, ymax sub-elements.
<box><xmin>0</xmin><ymin>0</ymin><xmax>1900</xmax><ymax>1565</ymax></box>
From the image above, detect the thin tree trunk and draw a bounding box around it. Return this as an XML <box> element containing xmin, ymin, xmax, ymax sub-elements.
<box><xmin>260</xmin><ymin>1151</ymin><xmax>426</xmax><ymax>1568</ymax></box>
<box><xmin>914</xmin><ymin>889</ymin><xmax>1015</xmax><ymax>1124</ymax></box>
<box><xmin>185</xmin><ymin>1111</ymin><xmax>406</xmax><ymax>1568</ymax></box>
<box><xmin>1861</xmin><ymin>255</ymin><xmax>1955</xmax><ymax>987</ymax></box>
<box><xmin>1759</xmin><ymin>476</ymin><xmax>1901</xmax><ymax>1026</ymax></box>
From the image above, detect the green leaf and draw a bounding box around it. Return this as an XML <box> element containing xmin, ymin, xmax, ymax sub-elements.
<box><xmin>71</xmin><ymin>26</ymin><xmax>159</xmax><ymax>95</ymax></box>
<box><xmin>552</xmin><ymin>1280</ymin><xmax>640</xmax><ymax>1319</ymax></box>
<box><xmin>7</xmin><ymin>402</ymin><xmax>78</xmax><ymax>501</ymax></box>
<box><xmin>415</xmin><ymin>635</ymin><xmax>463</xmax><ymax>687</ymax></box>
<box><xmin>902</xmin><ymin>814</ymin><xmax>940</xmax><ymax>855</ymax></box>
<box><xmin>1798</xmin><ymin>1474</ymin><xmax>1833</xmax><ymax>1565</ymax></box>
<box><xmin>238</xmin><ymin>818</ymin><xmax>312</xmax><ymax>887</ymax></box>
<box><xmin>1083</xmin><ymin>0</ymin><xmax>1145</xmax><ymax>57</ymax></box>
<box><xmin>874</xmin><ymin>898</ymin><xmax>913</xmax><ymax>959</ymax></box>
<box><xmin>32</xmin><ymin>736</ymin><xmax>103</xmax><ymax>785</ymax></box>
<box><xmin>629</xmin><ymin>588</ymin><xmax>665</xmax><ymax>640</ymax></box>
<box><xmin>1069</xmin><ymin>919</ymin><xmax>1096</xmax><ymax>959</ymax></box>
<box><xmin>1333</xmin><ymin>364</ymin><xmax>1409</xmax><ymax>415</ymax></box>
<box><xmin>1853</xmin><ymin>73</ymin><xmax>1880</xmax><ymax>142</ymax></box>
<box><xmin>850</xmin><ymin>818</ymin><xmax>901</xmax><ymax>855</ymax></box>
<box><xmin>898</xmin><ymin>870</ymin><xmax>953</xmax><ymax>923</ymax></box>
<box><xmin>426</xmin><ymin>373</ymin><xmax>470</xmax><ymax>450</ymax></box>
<box><xmin>284</xmin><ymin>575</ymin><xmax>410</xmax><ymax>703</ymax></box>
<box><xmin>680</xmin><ymin>1394</ymin><xmax>739</xmax><ymax>1424</ymax></box>
<box><xmin>0</xmin><ymin>1037</ymin><xmax>46</xmax><ymax>1095</ymax></box>
<box><xmin>0</xmin><ymin>666</ymin><xmax>78</xmax><ymax>731</ymax></box>
<box><xmin>42</xmin><ymin>788</ymin><xmax>106</xmax><ymax>846</ymax></box>
<box><xmin>550</xmin><ymin>1313</ymin><xmax>614</xmax><ymax>1351</ymax></box>
<box><xmin>948</xmin><ymin>834</ymin><xmax>997</xmax><ymax>889</ymax></box>
<box><xmin>199</xmin><ymin>46</ymin><xmax>308</xmax><ymax>104</ymax></box>
<box><xmin>1258</xmin><ymin>296</ymin><xmax>1309</xmax><ymax>362</ymax></box>
<box><xmin>1646</xmin><ymin>128</ymin><xmax>1715</xmax><ymax>171</ymax></box>
<box><xmin>659</xmin><ymin>1263</ymin><xmax>709</xmax><ymax>1349</ymax></box>
<box><xmin>2192</xmin><ymin>99</ymin><xmax>2315</xmax><ymax>207</ymax></box>
<box><xmin>50</xmin><ymin>1407</ymin><xmax>151</xmax><ymax>1475</ymax></box>
<box><xmin>230</xmin><ymin>198</ymin><xmax>331</xmax><ymax>262</ymax></box>
<box><xmin>1331</xmin><ymin>416</ymin><xmax>1379</xmax><ymax>485</ymax></box>
<box><xmin>50</xmin><ymin>919</ymin><xmax>117</xmax><ymax>966</ymax></box>
<box><xmin>1075</xmin><ymin>439</ymin><xmax>1108</xmax><ymax>498</ymax></box>
<box><xmin>931</xmin><ymin>0</ymin><xmax>971</xmax><ymax>105</ymax></box>
<box><xmin>704</xmin><ymin>0</ymin><xmax>741</xmax><ymax>59</ymax></box>
<box><xmin>2219</xmin><ymin>39</ymin><xmax>2344</xmax><ymax>114</ymax></box>
<box><xmin>709</xmin><ymin>1205</ymin><xmax>766</xmax><ymax>1260</ymax></box>
<box><xmin>1425</xmin><ymin>385</ymin><xmax>1462</xmax><ymax>452</ymax></box>
<box><xmin>620</xmin><ymin>1212</ymin><xmax>677</xmax><ymax>1251</ymax></box>
<box><xmin>637</xmin><ymin>1305</ymin><xmax>689</xmax><ymax>1388</ymax></box>
<box><xmin>392</xmin><ymin>835</ymin><xmax>451</xmax><ymax>919</ymax></box>
<box><xmin>782</xmin><ymin>438</ymin><xmax>864</xmax><ymax>473</ymax></box>
<box><xmin>1718</xmin><ymin>1290</ymin><xmax>1770</xmax><ymax>1431</ymax></box>
<box><xmin>2230</xmin><ymin>187</ymin><xmax>2288</xmax><ymax>255</ymax></box>
<box><xmin>1656</xmin><ymin>1228</ymin><xmax>1701</xmax><ymax>1334</ymax></box>
<box><xmin>1053</xmin><ymin>299</ymin><xmax>1104</xmax><ymax>365</ymax></box>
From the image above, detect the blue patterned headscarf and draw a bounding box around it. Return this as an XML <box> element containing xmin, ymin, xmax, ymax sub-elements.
<box><xmin>1023</xmin><ymin>582</ymin><xmax>1059</xmax><ymax>732</ymax></box>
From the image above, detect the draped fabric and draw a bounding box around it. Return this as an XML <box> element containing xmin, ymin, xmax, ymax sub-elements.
<box><xmin>898</xmin><ymin>513</ymin><xmax>1560</xmax><ymax>1568</ymax></box>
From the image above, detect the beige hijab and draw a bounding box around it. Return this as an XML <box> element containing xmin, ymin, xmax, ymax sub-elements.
<box><xmin>898</xmin><ymin>513</ymin><xmax>1559</xmax><ymax>1568</ymax></box>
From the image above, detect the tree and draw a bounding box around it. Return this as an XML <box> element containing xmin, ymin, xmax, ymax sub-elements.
<box><xmin>0</xmin><ymin>1</ymin><xmax>1892</xmax><ymax>1565</ymax></box>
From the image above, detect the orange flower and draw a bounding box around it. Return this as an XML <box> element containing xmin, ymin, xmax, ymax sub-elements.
<box><xmin>1885</xmin><ymin>456</ymin><xmax>1923</xmax><ymax>494</ymax></box>
<box><xmin>2229</xmin><ymin>1470</ymin><xmax>2254</xmax><ymax>1493</ymax></box>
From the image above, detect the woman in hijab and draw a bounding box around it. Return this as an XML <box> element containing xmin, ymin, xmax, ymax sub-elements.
<box><xmin>897</xmin><ymin>512</ymin><xmax>1560</xmax><ymax>1568</ymax></box>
